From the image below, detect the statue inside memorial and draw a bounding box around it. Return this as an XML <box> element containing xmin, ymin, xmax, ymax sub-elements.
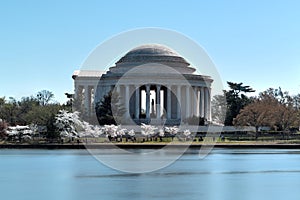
<box><xmin>150</xmin><ymin>99</ymin><xmax>155</xmax><ymax>118</ymax></box>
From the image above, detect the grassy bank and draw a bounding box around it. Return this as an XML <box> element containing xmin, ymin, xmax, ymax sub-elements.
<box><xmin>2</xmin><ymin>138</ymin><xmax>300</xmax><ymax>149</ymax></box>
<box><xmin>2</xmin><ymin>131</ymin><xmax>300</xmax><ymax>148</ymax></box>
<box><xmin>1</xmin><ymin>142</ymin><xmax>300</xmax><ymax>149</ymax></box>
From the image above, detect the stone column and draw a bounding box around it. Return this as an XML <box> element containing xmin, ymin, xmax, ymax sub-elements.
<box><xmin>200</xmin><ymin>87</ymin><xmax>205</xmax><ymax>118</ymax></box>
<box><xmin>176</xmin><ymin>85</ymin><xmax>181</xmax><ymax>120</ymax></box>
<box><xmin>92</xmin><ymin>85</ymin><xmax>97</xmax><ymax>113</ymax></box>
<box><xmin>84</xmin><ymin>85</ymin><xmax>89</xmax><ymax>114</ymax></box>
<box><xmin>116</xmin><ymin>85</ymin><xmax>120</xmax><ymax>93</ymax></box>
<box><xmin>207</xmin><ymin>87</ymin><xmax>212</xmax><ymax>121</ymax></box>
<box><xmin>74</xmin><ymin>84</ymin><xmax>79</xmax><ymax>99</ymax></box>
<box><xmin>125</xmin><ymin>85</ymin><xmax>130</xmax><ymax>118</ymax></box>
<box><xmin>93</xmin><ymin>84</ymin><xmax>97</xmax><ymax>99</ymax></box>
<box><xmin>195</xmin><ymin>87</ymin><xmax>200</xmax><ymax>117</ymax></box>
<box><xmin>204</xmin><ymin>87</ymin><xmax>208</xmax><ymax>120</ymax></box>
<box><xmin>112</xmin><ymin>85</ymin><xmax>120</xmax><ymax>108</ymax></box>
<box><xmin>145</xmin><ymin>85</ymin><xmax>150</xmax><ymax>120</ymax></box>
<box><xmin>88</xmin><ymin>86</ymin><xmax>92</xmax><ymax>113</ymax></box>
<box><xmin>193</xmin><ymin>86</ymin><xmax>198</xmax><ymax>117</ymax></box>
<box><xmin>156</xmin><ymin>85</ymin><xmax>161</xmax><ymax>119</ymax></box>
<box><xmin>167</xmin><ymin>85</ymin><xmax>171</xmax><ymax>120</ymax></box>
<box><xmin>135</xmin><ymin>85</ymin><xmax>140</xmax><ymax>119</ymax></box>
<box><xmin>185</xmin><ymin>85</ymin><xmax>190</xmax><ymax>118</ymax></box>
<box><xmin>197</xmin><ymin>89</ymin><xmax>200</xmax><ymax>117</ymax></box>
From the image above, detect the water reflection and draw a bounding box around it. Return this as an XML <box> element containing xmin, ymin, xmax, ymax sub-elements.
<box><xmin>1</xmin><ymin>148</ymin><xmax>300</xmax><ymax>200</ymax></box>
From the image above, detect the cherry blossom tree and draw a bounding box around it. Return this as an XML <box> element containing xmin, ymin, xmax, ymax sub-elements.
<box><xmin>126</xmin><ymin>129</ymin><xmax>136</xmax><ymax>142</ymax></box>
<box><xmin>183</xmin><ymin>129</ymin><xmax>191</xmax><ymax>141</ymax></box>
<box><xmin>128</xmin><ymin>129</ymin><xmax>135</xmax><ymax>137</ymax></box>
<box><xmin>103</xmin><ymin>124</ymin><xmax>119</xmax><ymax>141</ymax></box>
<box><xmin>165</xmin><ymin>126</ymin><xmax>179</xmax><ymax>141</ymax></box>
<box><xmin>54</xmin><ymin>110</ymin><xmax>82</xmax><ymax>139</ymax></box>
<box><xmin>158</xmin><ymin>128</ymin><xmax>165</xmax><ymax>142</ymax></box>
<box><xmin>141</xmin><ymin>123</ymin><xmax>157</xmax><ymax>141</ymax></box>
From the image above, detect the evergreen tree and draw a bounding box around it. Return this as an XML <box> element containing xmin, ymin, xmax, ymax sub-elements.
<box><xmin>225</xmin><ymin>82</ymin><xmax>255</xmax><ymax>125</ymax></box>
<box><xmin>95</xmin><ymin>91</ymin><xmax>126</xmax><ymax>125</ymax></box>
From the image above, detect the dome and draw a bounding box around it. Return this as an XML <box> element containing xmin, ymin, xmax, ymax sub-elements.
<box><xmin>116</xmin><ymin>44</ymin><xmax>190</xmax><ymax>66</ymax></box>
<box><xmin>108</xmin><ymin>44</ymin><xmax>196</xmax><ymax>74</ymax></box>
<box><xmin>125</xmin><ymin>44</ymin><xmax>180</xmax><ymax>57</ymax></box>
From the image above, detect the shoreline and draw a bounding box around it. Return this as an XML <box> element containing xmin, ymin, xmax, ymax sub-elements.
<box><xmin>1</xmin><ymin>143</ymin><xmax>300</xmax><ymax>149</ymax></box>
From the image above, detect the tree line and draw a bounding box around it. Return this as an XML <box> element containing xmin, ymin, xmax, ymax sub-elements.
<box><xmin>0</xmin><ymin>90</ymin><xmax>71</xmax><ymax>139</ymax></box>
<box><xmin>212</xmin><ymin>82</ymin><xmax>300</xmax><ymax>133</ymax></box>
<box><xmin>1</xmin><ymin>83</ymin><xmax>300</xmax><ymax>141</ymax></box>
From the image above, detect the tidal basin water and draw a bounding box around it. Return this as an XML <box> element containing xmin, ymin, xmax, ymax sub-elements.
<box><xmin>1</xmin><ymin>148</ymin><xmax>300</xmax><ymax>200</ymax></box>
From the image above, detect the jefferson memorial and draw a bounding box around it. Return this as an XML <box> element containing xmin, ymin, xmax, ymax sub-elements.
<box><xmin>72</xmin><ymin>44</ymin><xmax>213</xmax><ymax>125</ymax></box>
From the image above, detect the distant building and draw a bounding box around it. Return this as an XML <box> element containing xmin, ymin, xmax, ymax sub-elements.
<box><xmin>72</xmin><ymin>44</ymin><xmax>213</xmax><ymax>125</ymax></box>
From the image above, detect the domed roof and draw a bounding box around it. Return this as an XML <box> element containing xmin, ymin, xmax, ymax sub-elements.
<box><xmin>107</xmin><ymin>44</ymin><xmax>196</xmax><ymax>75</ymax></box>
<box><xmin>116</xmin><ymin>44</ymin><xmax>190</xmax><ymax>65</ymax></box>
<box><xmin>125</xmin><ymin>44</ymin><xmax>180</xmax><ymax>57</ymax></box>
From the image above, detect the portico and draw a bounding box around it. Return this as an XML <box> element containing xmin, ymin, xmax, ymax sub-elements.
<box><xmin>115</xmin><ymin>83</ymin><xmax>212</xmax><ymax>121</ymax></box>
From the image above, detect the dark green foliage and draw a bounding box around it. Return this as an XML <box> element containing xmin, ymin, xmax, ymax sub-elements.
<box><xmin>45</xmin><ymin>114</ymin><xmax>60</xmax><ymax>139</ymax></box>
<box><xmin>17</xmin><ymin>96</ymin><xmax>40</xmax><ymax>125</ymax></box>
<box><xmin>0</xmin><ymin>91</ymin><xmax>66</xmax><ymax>139</ymax></box>
<box><xmin>0</xmin><ymin>120</ymin><xmax>7</xmax><ymax>138</ymax></box>
<box><xmin>0</xmin><ymin>97</ymin><xmax>19</xmax><ymax>126</ymax></box>
<box><xmin>224</xmin><ymin>82</ymin><xmax>255</xmax><ymax>125</ymax></box>
<box><xmin>95</xmin><ymin>91</ymin><xmax>126</xmax><ymax>125</ymax></box>
<box><xmin>227</xmin><ymin>82</ymin><xmax>255</xmax><ymax>95</ymax></box>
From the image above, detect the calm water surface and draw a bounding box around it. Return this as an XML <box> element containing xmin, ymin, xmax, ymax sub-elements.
<box><xmin>1</xmin><ymin>148</ymin><xmax>300</xmax><ymax>200</ymax></box>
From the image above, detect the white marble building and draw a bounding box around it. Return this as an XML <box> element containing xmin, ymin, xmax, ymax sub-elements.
<box><xmin>72</xmin><ymin>44</ymin><xmax>213</xmax><ymax>125</ymax></box>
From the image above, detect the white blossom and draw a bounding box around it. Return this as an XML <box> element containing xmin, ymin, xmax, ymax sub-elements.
<box><xmin>183</xmin><ymin>129</ymin><xmax>191</xmax><ymax>138</ymax></box>
<box><xmin>7</xmin><ymin>126</ymin><xmax>33</xmax><ymax>138</ymax></box>
<box><xmin>103</xmin><ymin>124</ymin><xmax>119</xmax><ymax>138</ymax></box>
<box><xmin>29</xmin><ymin>124</ymin><xmax>38</xmax><ymax>135</ymax></box>
<box><xmin>55</xmin><ymin>110</ymin><xmax>82</xmax><ymax>138</ymax></box>
<box><xmin>60</xmin><ymin>130</ymin><xmax>69</xmax><ymax>137</ymax></box>
<box><xmin>22</xmin><ymin>135</ymin><xmax>32</xmax><ymax>141</ymax></box>
<box><xmin>117</xmin><ymin>128</ymin><xmax>127</xmax><ymax>137</ymax></box>
<box><xmin>158</xmin><ymin>129</ymin><xmax>165</xmax><ymax>137</ymax></box>
<box><xmin>165</xmin><ymin>126</ymin><xmax>179</xmax><ymax>136</ymax></box>
<box><xmin>128</xmin><ymin>129</ymin><xmax>135</xmax><ymax>137</ymax></box>
<box><xmin>141</xmin><ymin>123</ymin><xmax>157</xmax><ymax>137</ymax></box>
<box><xmin>93</xmin><ymin>125</ymin><xmax>103</xmax><ymax>137</ymax></box>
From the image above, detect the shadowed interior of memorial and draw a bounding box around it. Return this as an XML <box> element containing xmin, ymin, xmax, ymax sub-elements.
<box><xmin>72</xmin><ymin>44</ymin><xmax>213</xmax><ymax>125</ymax></box>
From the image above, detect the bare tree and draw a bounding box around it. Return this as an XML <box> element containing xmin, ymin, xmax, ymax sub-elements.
<box><xmin>233</xmin><ymin>99</ymin><xmax>275</xmax><ymax>135</ymax></box>
<box><xmin>275</xmin><ymin>104</ymin><xmax>299</xmax><ymax>132</ymax></box>
<box><xmin>37</xmin><ymin>90</ymin><xmax>54</xmax><ymax>106</ymax></box>
<box><xmin>234</xmin><ymin>91</ymin><xmax>300</xmax><ymax>137</ymax></box>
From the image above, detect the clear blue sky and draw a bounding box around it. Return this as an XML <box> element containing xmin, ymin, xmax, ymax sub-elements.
<box><xmin>1</xmin><ymin>0</ymin><xmax>299</xmax><ymax>103</ymax></box>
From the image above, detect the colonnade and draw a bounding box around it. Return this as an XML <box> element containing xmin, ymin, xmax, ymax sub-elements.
<box><xmin>75</xmin><ymin>83</ymin><xmax>211</xmax><ymax>122</ymax></box>
<box><xmin>115</xmin><ymin>84</ymin><xmax>211</xmax><ymax>121</ymax></box>
<box><xmin>74</xmin><ymin>84</ymin><xmax>97</xmax><ymax>115</ymax></box>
